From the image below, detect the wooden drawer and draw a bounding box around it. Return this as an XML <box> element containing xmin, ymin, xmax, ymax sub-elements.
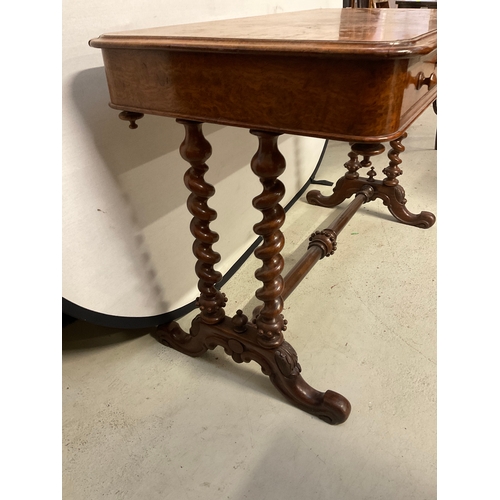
<box><xmin>399</xmin><ymin>50</ymin><xmax>437</xmax><ymax>133</ymax></box>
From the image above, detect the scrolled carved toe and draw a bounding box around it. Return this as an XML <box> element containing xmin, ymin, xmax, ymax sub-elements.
<box><xmin>306</xmin><ymin>188</ymin><xmax>328</xmax><ymax>206</ymax></box>
<box><xmin>154</xmin><ymin>321</ymin><xmax>208</xmax><ymax>357</ymax></box>
<box><xmin>320</xmin><ymin>390</ymin><xmax>352</xmax><ymax>424</ymax></box>
<box><xmin>379</xmin><ymin>184</ymin><xmax>436</xmax><ymax>229</ymax></box>
<box><xmin>306</xmin><ymin>176</ymin><xmax>362</xmax><ymax>208</ymax></box>
<box><xmin>306</xmin><ymin>188</ymin><xmax>345</xmax><ymax>208</ymax></box>
<box><xmin>270</xmin><ymin>370</ymin><xmax>351</xmax><ymax>425</ymax></box>
<box><xmin>264</xmin><ymin>341</ymin><xmax>351</xmax><ymax>425</ymax></box>
<box><xmin>393</xmin><ymin>209</ymin><xmax>436</xmax><ymax>229</ymax></box>
<box><xmin>417</xmin><ymin>211</ymin><xmax>436</xmax><ymax>229</ymax></box>
<box><xmin>385</xmin><ymin>203</ymin><xmax>436</xmax><ymax>229</ymax></box>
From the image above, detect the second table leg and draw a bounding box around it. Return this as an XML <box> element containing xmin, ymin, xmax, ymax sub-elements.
<box><xmin>307</xmin><ymin>133</ymin><xmax>436</xmax><ymax>229</ymax></box>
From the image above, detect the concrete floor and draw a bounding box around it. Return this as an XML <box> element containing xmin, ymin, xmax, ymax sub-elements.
<box><xmin>63</xmin><ymin>107</ymin><xmax>437</xmax><ymax>500</ymax></box>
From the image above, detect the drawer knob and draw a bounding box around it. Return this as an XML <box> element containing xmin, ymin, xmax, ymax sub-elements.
<box><xmin>119</xmin><ymin>110</ymin><xmax>144</xmax><ymax>129</ymax></box>
<box><xmin>415</xmin><ymin>71</ymin><xmax>437</xmax><ymax>91</ymax></box>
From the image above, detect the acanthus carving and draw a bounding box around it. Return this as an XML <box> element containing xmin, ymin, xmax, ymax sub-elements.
<box><xmin>275</xmin><ymin>341</ymin><xmax>302</xmax><ymax>377</ymax></box>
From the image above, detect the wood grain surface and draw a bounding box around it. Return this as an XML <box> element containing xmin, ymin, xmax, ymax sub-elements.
<box><xmin>90</xmin><ymin>8</ymin><xmax>436</xmax><ymax>57</ymax></box>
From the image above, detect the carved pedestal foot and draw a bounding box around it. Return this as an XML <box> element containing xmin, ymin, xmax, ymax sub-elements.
<box><xmin>307</xmin><ymin>175</ymin><xmax>362</xmax><ymax>209</ymax></box>
<box><xmin>308</xmin><ymin>176</ymin><xmax>435</xmax><ymax>228</ymax></box>
<box><xmin>154</xmin><ymin>320</ymin><xmax>209</xmax><ymax>357</ymax></box>
<box><xmin>307</xmin><ymin>134</ymin><xmax>435</xmax><ymax>228</ymax></box>
<box><xmin>154</xmin><ymin>316</ymin><xmax>351</xmax><ymax>425</ymax></box>
<box><xmin>376</xmin><ymin>182</ymin><xmax>436</xmax><ymax>229</ymax></box>
<box><xmin>306</xmin><ymin>141</ymin><xmax>384</xmax><ymax>208</ymax></box>
<box><xmin>269</xmin><ymin>342</ymin><xmax>351</xmax><ymax>424</ymax></box>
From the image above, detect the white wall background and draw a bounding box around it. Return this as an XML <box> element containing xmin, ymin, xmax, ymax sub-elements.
<box><xmin>63</xmin><ymin>0</ymin><xmax>342</xmax><ymax>323</ymax></box>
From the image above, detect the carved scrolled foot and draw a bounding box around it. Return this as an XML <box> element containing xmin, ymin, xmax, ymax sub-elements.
<box><xmin>153</xmin><ymin>320</ymin><xmax>208</xmax><ymax>357</ymax></box>
<box><xmin>306</xmin><ymin>176</ymin><xmax>363</xmax><ymax>208</ymax></box>
<box><xmin>268</xmin><ymin>341</ymin><xmax>351</xmax><ymax>424</ymax></box>
<box><xmin>307</xmin><ymin>176</ymin><xmax>435</xmax><ymax>229</ymax></box>
<box><xmin>306</xmin><ymin>188</ymin><xmax>344</xmax><ymax>208</ymax></box>
<box><xmin>153</xmin><ymin>317</ymin><xmax>350</xmax><ymax>424</ymax></box>
<box><xmin>378</xmin><ymin>183</ymin><xmax>436</xmax><ymax>229</ymax></box>
<box><xmin>307</xmin><ymin>141</ymin><xmax>385</xmax><ymax>207</ymax></box>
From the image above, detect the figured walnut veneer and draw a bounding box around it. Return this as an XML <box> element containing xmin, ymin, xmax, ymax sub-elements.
<box><xmin>90</xmin><ymin>8</ymin><xmax>437</xmax><ymax>142</ymax></box>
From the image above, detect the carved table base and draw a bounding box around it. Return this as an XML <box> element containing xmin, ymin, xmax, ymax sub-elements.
<box><xmin>308</xmin><ymin>175</ymin><xmax>436</xmax><ymax>229</ymax></box>
<box><xmin>154</xmin><ymin>315</ymin><xmax>351</xmax><ymax>425</ymax></box>
<box><xmin>307</xmin><ymin>134</ymin><xmax>436</xmax><ymax>229</ymax></box>
<box><xmin>153</xmin><ymin>121</ymin><xmax>435</xmax><ymax>426</ymax></box>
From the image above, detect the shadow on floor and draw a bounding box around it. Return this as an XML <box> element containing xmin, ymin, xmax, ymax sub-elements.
<box><xmin>62</xmin><ymin>320</ymin><xmax>153</xmax><ymax>350</ymax></box>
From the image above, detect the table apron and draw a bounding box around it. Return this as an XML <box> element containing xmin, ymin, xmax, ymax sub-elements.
<box><xmin>102</xmin><ymin>48</ymin><xmax>437</xmax><ymax>142</ymax></box>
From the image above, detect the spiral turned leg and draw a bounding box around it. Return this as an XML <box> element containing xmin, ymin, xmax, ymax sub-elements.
<box><xmin>247</xmin><ymin>130</ymin><xmax>350</xmax><ymax>424</ymax></box>
<box><xmin>156</xmin><ymin>120</ymin><xmax>227</xmax><ymax>356</ymax></box>
<box><xmin>377</xmin><ymin>133</ymin><xmax>436</xmax><ymax>228</ymax></box>
<box><xmin>179</xmin><ymin>120</ymin><xmax>228</xmax><ymax>324</ymax></box>
<box><xmin>155</xmin><ymin>124</ymin><xmax>351</xmax><ymax>425</ymax></box>
<box><xmin>249</xmin><ymin>130</ymin><xmax>287</xmax><ymax>348</ymax></box>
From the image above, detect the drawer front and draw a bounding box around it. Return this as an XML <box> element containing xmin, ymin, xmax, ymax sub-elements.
<box><xmin>399</xmin><ymin>51</ymin><xmax>437</xmax><ymax>131</ymax></box>
<box><xmin>102</xmin><ymin>48</ymin><xmax>436</xmax><ymax>142</ymax></box>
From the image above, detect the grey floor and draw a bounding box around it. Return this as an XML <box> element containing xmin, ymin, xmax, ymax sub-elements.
<box><xmin>63</xmin><ymin>107</ymin><xmax>437</xmax><ymax>500</ymax></box>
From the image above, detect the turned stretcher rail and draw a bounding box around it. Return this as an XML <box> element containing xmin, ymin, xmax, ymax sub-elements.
<box><xmin>282</xmin><ymin>185</ymin><xmax>374</xmax><ymax>301</ymax></box>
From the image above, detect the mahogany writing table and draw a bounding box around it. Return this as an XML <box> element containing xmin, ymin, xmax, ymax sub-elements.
<box><xmin>90</xmin><ymin>8</ymin><xmax>437</xmax><ymax>425</ymax></box>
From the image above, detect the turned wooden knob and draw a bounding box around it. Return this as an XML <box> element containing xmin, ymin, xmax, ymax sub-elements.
<box><xmin>231</xmin><ymin>310</ymin><xmax>248</xmax><ymax>333</ymax></box>
<box><xmin>119</xmin><ymin>111</ymin><xmax>144</xmax><ymax>129</ymax></box>
<box><xmin>415</xmin><ymin>72</ymin><xmax>437</xmax><ymax>91</ymax></box>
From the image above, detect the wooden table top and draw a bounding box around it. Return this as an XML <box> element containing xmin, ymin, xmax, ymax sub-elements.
<box><xmin>90</xmin><ymin>8</ymin><xmax>437</xmax><ymax>142</ymax></box>
<box><xmin>90</xmin><ymin>8</ymin><xmax>436</xmax><ymax>58</ymax></box>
